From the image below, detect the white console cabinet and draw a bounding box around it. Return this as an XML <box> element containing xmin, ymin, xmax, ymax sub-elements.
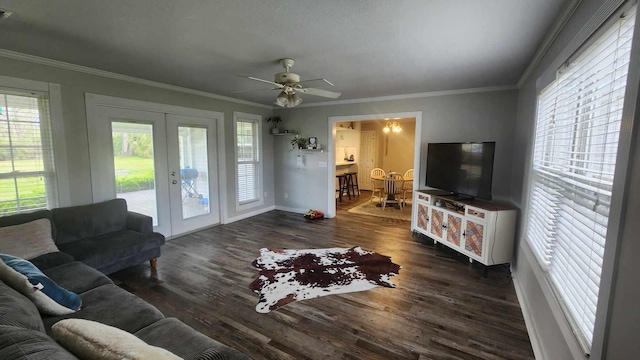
<box><xmin>412</xmin><ymin>190</ymin><xmax>516</xmax><ymax>266</ymax></box>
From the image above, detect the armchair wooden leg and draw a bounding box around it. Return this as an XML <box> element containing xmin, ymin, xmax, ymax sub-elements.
<box><xmin>150</xmin><ymin>258</ymin><xmax>157</xmax><ymax>268</ymax></box>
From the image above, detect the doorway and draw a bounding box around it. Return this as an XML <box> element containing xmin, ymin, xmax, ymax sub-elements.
<box><xmin>327</xmin><ymin>112</ymin><xmax>422</xmax><ymax>221</ymax></box>
<box><xmin>86</xmin><ymin>94</ymin><xmax>225</xmax><ymax>237</ymax></box>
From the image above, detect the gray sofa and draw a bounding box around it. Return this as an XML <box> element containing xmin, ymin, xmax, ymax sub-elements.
<box><xmin>0</xmin><ymin>200</ymin><xmax>251</xmax><ymax>359</ymax></box>
<box><xmin>0</xmin><ymin>254</ymin><xmax>250</xmax><ymax>359</ymax></box>
<box><xmin>0</xmin><ymin>198</ymin><xmax>164</xmax><ymax>275</ymax></box>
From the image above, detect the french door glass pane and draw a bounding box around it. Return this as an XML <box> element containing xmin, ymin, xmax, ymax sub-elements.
<box><xmin>111</xmin><ymin>122</ymin><xmax>158</xmax><ymax>225</ymax></box>
<box><xmin>178</xmin><ymin>126</ymin><xmax>209</xmax><ymax>219</ymax></box>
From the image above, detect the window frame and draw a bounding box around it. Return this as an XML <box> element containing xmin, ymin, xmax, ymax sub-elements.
<box><xmin>0</xmin><ymin>75</ymin><xmax>69</xmax><ymax>214</ymax></box>
<box><xmin>523</xmin><ymin>4</ymin><xmax>639</xmax><ymax>357</ymax></box>
<box><xmin>233</xmin><ymin>111</ymin><xmax>263</xmax><ymax>211</ymax></box>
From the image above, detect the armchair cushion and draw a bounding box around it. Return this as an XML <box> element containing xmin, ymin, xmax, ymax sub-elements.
<box><xmin>29</xmin><ymin>252</ymin><xmax>76</xmax><ymax>271</ymax></box>
<box><xmin>52</xmin><ymin>199</ymin><xmax>128</xmax><ymax>245</ymax></box>
<box><xmin>57</xmin><ymin>230</ymin><xmax>165</xmax><ymax>271</ymax></box>
<box><xmin>0</xmin><ymin>281</ymin><xmax>45</xmax><ymax>332</ymax></box>
<box><xmin>43</xmin><ymin>262</ymin><xmax>113</xmax><ymax>295</ymax></box>
<box><xmin>0</xmin><ymin>325</ymin><xmax>78</xmax><ymax>360</ymax></box>
<box><xmin>43</xmin><ymin>284</ymin><xmax>165</xmax><ymax>334</ymax></box>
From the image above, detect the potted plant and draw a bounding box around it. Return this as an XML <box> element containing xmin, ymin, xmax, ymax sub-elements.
<box><xmin>266</xmin><ymin>116</ymin><xmax>282</xmax><ymax>134</ymax></box>
<box><xmin>290</xmin><ymin>135</ymin><xmax>308</xmax><ymax>150</ymax></box>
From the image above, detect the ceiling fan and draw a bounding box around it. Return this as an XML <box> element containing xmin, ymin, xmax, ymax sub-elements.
<box><xmin>235</xmin><ymin>58</ymin><xmax>341</xmax><ymax>107</ymax></box>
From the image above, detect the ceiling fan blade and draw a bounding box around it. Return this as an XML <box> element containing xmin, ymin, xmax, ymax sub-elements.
<box><xmin>298</xmin><ymin>78</ymin><xmax>335</xmax><ymax>87</ymax></box>
<box><xmin>298</xmin><ymin>87</ymin><xmax>341</xmax><ymax>99</ymax></box>
<box><xmin>232</xmin><ymin>87</ymin><xmax>280</xmax><ymax>94</ymax></box>
<box><xmin>238</xmin><ymin>75</ymin><xmax>283</xmax><ymax>88</ymax></box>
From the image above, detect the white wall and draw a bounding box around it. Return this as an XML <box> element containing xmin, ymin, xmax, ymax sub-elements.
<box><xmin>0</xmin><ymin>55</ymin><xmax>275</xmax><ymax>221</ymax></box>
<box><xmin>510</xmin><ymin>0</ymin><xmax>640</xmax><ymax>358</ymax></box>
<box><xmin>272</xmin><ymin>90</ymin><xmax>519</xmax><ymax>213</ymax></box>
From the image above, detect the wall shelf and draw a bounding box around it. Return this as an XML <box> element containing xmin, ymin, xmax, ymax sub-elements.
<box><xmin>299</xmin><ymin>149</ymin><xmax>324</xmax><ymax>153</ymax></box>
<box><xmin>272</xmin><ymin>132</ymin><xmax>296</xmax><ymax>136</ymax></box>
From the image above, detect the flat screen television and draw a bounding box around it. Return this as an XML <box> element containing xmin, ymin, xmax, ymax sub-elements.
<box><xmin>425</xmin><ymin>142</ymin><xmax>495</xmax><ymax>200</ymax></box>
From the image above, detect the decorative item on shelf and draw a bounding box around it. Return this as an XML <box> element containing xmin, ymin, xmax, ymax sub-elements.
<box><xmin>290</xmin><ymin>135</ymin><xmax>308</xmax><ymax>150</ymax></box>
<box><xmin>383</xmin><ymin>120</ymin><xmax>402</xmax><ymax>134</ymax></box>
<box><xmin>266</xmin><ymin>116</ymin><xmax>282</xmax><ymax>134</ymax></box>
<box><xmin>308</xmin><ymin>137</ymin><xmax>317</xmax><ymax>149</ymax></box>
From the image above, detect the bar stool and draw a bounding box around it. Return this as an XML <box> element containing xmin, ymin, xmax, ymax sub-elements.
<box><xmin>335</xmin><ymin>174</ymin><xmax>351</xmax><ymax>202</ymax></box>
<box><xmin>345</xmin><ymin>172</ymin><xmax>360</xmax><ymax>196</ymax></box>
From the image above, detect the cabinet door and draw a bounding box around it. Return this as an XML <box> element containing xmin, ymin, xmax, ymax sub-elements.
<box><xmin>416</xmin><ymin>202</ymin><xmax>430</xmax><ymax>235</ymax></box>
<box><xmin>464</xmin><ymin>219</ymin><xmax>486</xmax><ymax>259</ymax></box>
<box><xmin>429</xmin><ymin>207</ymin><xmax>445</xmax><ymax>241</ymax></box>
<box><xmin>445</xmin><ymin>212</ymin><xmax>464</xmax><ymax>248</ymax></box>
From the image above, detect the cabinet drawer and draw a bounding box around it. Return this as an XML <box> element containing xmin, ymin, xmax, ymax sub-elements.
<box><xmin>466</xmin><ymin>206</ymin><xmax>486</xmax><ymax>220</ymax></box>
<box><xmin>417</xmin><ymin>193</ymin><xmax>431</xmax><ymax>203</ymax></box>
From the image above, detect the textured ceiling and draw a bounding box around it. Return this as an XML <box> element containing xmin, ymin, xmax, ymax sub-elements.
<box><xmin>0</xmin><ymin>0</ymin><xmax>568</xmax><ymax>106</ymax></box>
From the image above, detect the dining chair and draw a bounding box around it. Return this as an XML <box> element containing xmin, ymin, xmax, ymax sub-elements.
<box><xmin>370</xmin><ymin>168</ymin><xmax>386</xmax><ymax>203</ymax></box>
<box><xmin>371</xmin><ymin>168</ymin><xmax>385</xmax><ymax>178</ymax></box>
<box><xmin>402</xmin><ymin>169</ymin><xmax>414</xmax><ymax>207</ymax></box>
<box><xmin>382</xmin><ymin>173</ymin><xmax>405</xmax><ymax>211</ymax></box>
<box><xmin>370</xmin><ymin>178</ymin><xmax>384</xmax><ymax>204</ymax></box>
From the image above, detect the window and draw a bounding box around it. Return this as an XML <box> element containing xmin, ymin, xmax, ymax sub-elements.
<box><xmin>526</xmin><ymin>6</ymin><xmax>636</xmax><ymax>352</ymax></box>
<box><xmin>233</xmin><ymin>112</ymin><xmax>262</xmax><ymax>210</ymax></box>
<box><xmin>0</xmin><ymin>89</ymin><xmax>59</xmax><ymax>216</ymax></box>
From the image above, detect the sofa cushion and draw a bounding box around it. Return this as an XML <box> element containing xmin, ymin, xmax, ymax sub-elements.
<box><xmin>135</xmin><ymin>318</ymin><xmax>251</xmax><ymax>360</ymax></box>
<box><xmin>52</xmin><ymin>199</ymin><xmax>128</xmax><ymax>245</ymax></box>
<box><xmin>0</xmin><ymin>218</ymin><xmax>59</xmax><ymax>260</ymax></box>
<box><xmin>43</xmin><ymin>261</ymin><xmax>113</xmax><ymax>294</ymax></box>
<box><xmin>43</xmin><ymin>284</ymin><xmax>165</xmax><ymax>335</ymax></box>
<box><xmin>0</xmin><ymin>325</ymin><xmax>78</xmax><ymax>360</ymax></box>
<box><xmin>0</xmin><ymin>281</ymin><xmax>45</xmax><ymax>332</ymax></box>
<box><xmin>52</xmin><ymin>319</ymin><xmax>182</xmax><ymax>360</ymax></box>
<box><xmin>0</xmin><ymin>254</ymin><xmax>82</xmax><ymax>316</ymax></box>
<box><xmin>0</xmin><ymin>210</ymin><xmax>55</xmax><ymax>240</ymax></box>
<box><xmin>30</xmin><ymin>252</ymin><xmax>76</xmax><ymax>271</ymax></box>
<box><xmin>57</xmin><ymin>230</ymin><xmax>165</xmax><ymax>270</ymax></box>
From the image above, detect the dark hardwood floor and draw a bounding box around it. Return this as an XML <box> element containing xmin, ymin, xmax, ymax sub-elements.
<box><xmin>111</xmin><ymin>192</ymin><xmax>534</xmax><ymax>360</ymax></box>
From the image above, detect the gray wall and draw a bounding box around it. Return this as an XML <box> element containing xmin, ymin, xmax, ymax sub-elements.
<box><xmin>510</xmin><ymin>0</ymin><xmax>640</xmax><ymax>358</ymax></box>
<box><xmin>0</xmin><ymin>56</ymin><xmax>274</xmax><ymax>220</ymax></box>
<box><xmin>273</xmin><ymin>90</ymin><xmax>519</xmax><ymax>213</ymax></box>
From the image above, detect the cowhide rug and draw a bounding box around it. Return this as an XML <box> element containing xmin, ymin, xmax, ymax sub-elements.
<box><xmin>249</xmin><ymin>246</ymin><xmax>401</xmax><ymax>313</ymax></box>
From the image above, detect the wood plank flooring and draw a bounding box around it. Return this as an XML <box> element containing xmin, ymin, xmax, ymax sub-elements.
<box><xmin>110</xmin><ymin>192</ymin><xmax>534</xmax><ymax>360</ymax></box>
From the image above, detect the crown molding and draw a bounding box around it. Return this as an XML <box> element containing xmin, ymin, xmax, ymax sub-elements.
<box><xmin>289</xmin><ymin>84</ymin><xmax>518</xmax><ymax>109</ymax></box>
<box><xmin>517</xmin><ymin>0</ymin><xmax>583</xmax><ymax>88</ymax></box>
<box><xmin>0</xmin><ymin>49</ymin><xmax>272</xmax><ymax>109</ymax></box>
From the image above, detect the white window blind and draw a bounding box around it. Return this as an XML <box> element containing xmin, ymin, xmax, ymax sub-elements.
<box><xmin>0</xmin><ymin>90</ymin><xmax>58</xmax><ymax>216</ymax></box>
<box><xmin>526</xmin><ymin>6</ymin><xmax>636</xmax><ymax>351</ymax></box>
<box><xmin>235</xmin><ymin>118</ymin><xmax>260</xmax><ymax>204</ymax></box>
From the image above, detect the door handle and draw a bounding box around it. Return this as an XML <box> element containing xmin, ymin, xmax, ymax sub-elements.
<box><xmin>172</xmin><ymin>180</ymin><xmax>177</xmax><ymax>184</ymax></box>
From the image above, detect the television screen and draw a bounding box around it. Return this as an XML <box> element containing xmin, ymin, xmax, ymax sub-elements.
<box><xmin>425</xmin><ymin>142</ymin><xmax>495</xmax><ymax>200</ymax></box>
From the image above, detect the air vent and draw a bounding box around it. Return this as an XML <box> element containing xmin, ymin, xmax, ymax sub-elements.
<box><xmin>0</xmin><ymin>9</ymin><xmax>13</xmax><ymax>19</ymax></box>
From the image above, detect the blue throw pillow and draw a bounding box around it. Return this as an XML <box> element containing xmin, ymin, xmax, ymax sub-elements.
<box><xmin>0</xmin><ymin>254</ymin><xmax>81</xmax><ymax>315</ymax></box>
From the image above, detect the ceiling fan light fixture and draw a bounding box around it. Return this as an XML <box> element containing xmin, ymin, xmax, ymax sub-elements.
<box><xmin>290</xmin><ymin>93</ymin><xmax>303</xmax><ymax>106</ymax></box>
<box><xmin>276</xmin><ymin>91</ymin><xmax>289</xmax><ymax>107</ymax></box>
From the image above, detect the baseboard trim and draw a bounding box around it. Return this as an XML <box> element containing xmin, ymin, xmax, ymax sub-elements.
<box><xmin>511</xmin><ymin>267</ymin><xmax>545</xmax><ymax>360</ymax></box>
<box><xmin>274</xmin><ymin>205</ymin><xmax>308</xmax><ymax>214</ymax></box>
<box><xmin>225</xmin><ymin>206</ymin><xmax>275</xmax><ymax>224</ymax></box>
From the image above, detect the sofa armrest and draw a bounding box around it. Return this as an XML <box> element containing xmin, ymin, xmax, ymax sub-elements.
<box><xmin>126</xmin><ymin>211</ymin><xmax>153</xmax><ymax>234</ymax></box>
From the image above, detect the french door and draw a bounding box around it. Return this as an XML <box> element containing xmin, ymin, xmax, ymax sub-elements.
<box><xmin>88</xmin><ymin>106</ymin><xmax>220</xmax><ymax>237</ymax></box>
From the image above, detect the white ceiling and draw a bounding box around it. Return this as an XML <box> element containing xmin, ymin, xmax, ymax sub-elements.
<box><xmin>0</xmin><ymin>0</ymin><xmax>568</xmax><ymax>107</ymax></box>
